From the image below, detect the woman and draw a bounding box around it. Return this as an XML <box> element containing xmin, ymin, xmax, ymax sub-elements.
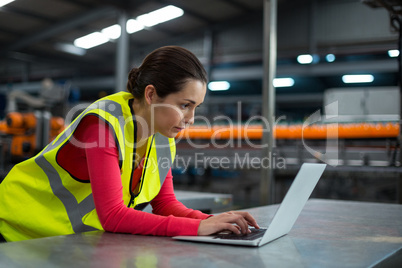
<box><xmin>0</xmin><ymin>46</ymin><xmax>259</xmax><ymax>242</ymax></box>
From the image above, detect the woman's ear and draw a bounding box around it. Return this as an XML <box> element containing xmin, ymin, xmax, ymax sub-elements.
<box><xmin>144</xmin><ymin>85</ymin><xmax>156</xmax><ymax>105</ymax></box>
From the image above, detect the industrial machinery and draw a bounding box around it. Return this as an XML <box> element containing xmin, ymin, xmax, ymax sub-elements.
<box><xmin>172</xmin><ymin>87</ymin><xmax>401</xmax><ymax>205</ymax></box>
<box><xmin>0</xmin><ymin>78</ymin><xmax>68</xmax><ymax>165</ymax></box>
<box><xmin>0</xmin><ymin>111</ymin><xmax>65</xmax><ymax>159</ymax></box>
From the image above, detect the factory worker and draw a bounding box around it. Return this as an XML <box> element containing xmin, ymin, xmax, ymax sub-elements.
<box><xmin>0</xmin><ymin>46</ymin><xmax>258</xmax><ymax>242</ymax></box>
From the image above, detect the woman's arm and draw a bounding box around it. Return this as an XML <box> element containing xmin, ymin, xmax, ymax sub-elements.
<box><xmin>150</xmin><ymin>170</ymin><xmax>260</xmax><ymax>235</ymax></box>
<box><xmin>150</xmin><ymin>169</ymin><xmax>211</xmax><ymax>220</ymax></box>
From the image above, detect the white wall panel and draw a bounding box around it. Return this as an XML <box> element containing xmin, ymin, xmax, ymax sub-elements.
<box><xmin>316</xmin><ymin>0</ymin><xmax>396</xmax><ymax>44</ymax></box>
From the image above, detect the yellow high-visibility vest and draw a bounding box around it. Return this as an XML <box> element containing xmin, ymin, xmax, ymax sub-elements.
<box><xmin>0</xmin><ymin>92</ymin><xmax>176</xmax><ymax>242</ymax></box>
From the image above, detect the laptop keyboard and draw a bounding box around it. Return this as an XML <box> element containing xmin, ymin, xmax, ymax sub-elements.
<box><xmin>213</xmin><ymin>228</ymin><xmax>267</xmax><ymax>240</ymax></box>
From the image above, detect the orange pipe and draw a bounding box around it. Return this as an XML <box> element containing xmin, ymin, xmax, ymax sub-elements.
<box><xmin>176</xmin><ymin>122</ymin><xmax>400</xmax><ymax>140</ymax></box>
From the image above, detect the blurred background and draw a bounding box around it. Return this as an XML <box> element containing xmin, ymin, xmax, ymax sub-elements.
<box><xmin>0</xmin><ymin>0</ymin><xmax>401</xmax><ymax>208</ymax></box>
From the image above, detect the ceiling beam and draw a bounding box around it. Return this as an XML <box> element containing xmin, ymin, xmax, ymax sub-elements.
<box><xmin>2</xmin><ymin>7</ymin><xmax>118</xmax><ymax>53</ymax></box>
<box><xmin>211</xmin><ymin>59</ymin><xmax>398</xmax><ymax>81</ymax></box>
<box><xmin>1</xmin><ymin>58</ymin><xmax>397</xmax><ymax>92</ymax></box>
<box><xmin>3</xmin><ymin>48</ymin><xmax>107</xmax><ymax>67</ymax></box>
<box><xmin>0</xmin><ymin>26</ymin><xmax>23</xmax><ymax>38</ymax></box>
<box><xmin>65</xmin><ymin>0</ymin><xmax>146</xmax><ymax>11</ymax></box>
<box><xmin>0</xmin><ymin>6</ymin><xmax>57</xmax><ymax>23</ymax></box>
<box><xmin>219</xmin><ymin>0</ymin><xmax>255</xmax><ymax>13</ymax></box>
<box><xmin>59</xmin><ymin>0</ymin><xmax>96</xmax><ymax>9</ymax></box>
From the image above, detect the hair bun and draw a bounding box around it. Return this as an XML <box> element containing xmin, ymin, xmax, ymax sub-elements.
<box><xmin>126</xmin><ymin>67</ymin><xmax>140</xmax><ymax>94</ymax></box>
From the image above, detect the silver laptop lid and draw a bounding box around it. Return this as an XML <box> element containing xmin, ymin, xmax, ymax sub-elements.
<box><xmin>259</xmin><ymin>163</ymin><xmax>326</xmax><ymax>246</ymax></box>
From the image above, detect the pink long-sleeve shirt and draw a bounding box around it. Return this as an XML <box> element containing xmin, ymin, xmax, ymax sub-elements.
<box><xmin>56</xmin><ymin>115</ymin><xmax>210</xmax><ymax>236</ymax></box>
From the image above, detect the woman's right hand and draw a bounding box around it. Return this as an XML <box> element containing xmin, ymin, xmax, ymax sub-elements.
<box><xmin>197</xmin><ymin>211</ymin><xmax>260</xmax><ymax>236</ymax></box>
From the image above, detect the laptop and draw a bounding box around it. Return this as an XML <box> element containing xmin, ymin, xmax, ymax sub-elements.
<box><xmin>173</xmin><ymin>163</ymin><xmax>327</xmax><ymax>247</ymax></box>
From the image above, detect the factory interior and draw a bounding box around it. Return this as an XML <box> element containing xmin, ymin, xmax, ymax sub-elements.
<box><xmin>0</xmin><ymin>0</ymin><xmax>402</xmax><ymax>266</ymax></box>
<box><xmin>1</xmin><ymin>0</ymin><xmax>401</xmax><ymax>206</ymax></box>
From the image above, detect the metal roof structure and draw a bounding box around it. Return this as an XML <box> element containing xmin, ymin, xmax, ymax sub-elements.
<box><xmin>0</xmin><ymin>0</ymin><xmax>399</xmax><ymax>97</ymax></box>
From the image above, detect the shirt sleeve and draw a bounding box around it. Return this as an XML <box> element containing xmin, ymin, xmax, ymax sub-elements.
<box><xmin>80</xmin><ymin>115</ymin><xmax>204</xmax><ymax>236</ymax></box>
<box><xmin>151</xmin><ymin>169</ymin><xmax>211</xmax><ymax>220</ymax></box>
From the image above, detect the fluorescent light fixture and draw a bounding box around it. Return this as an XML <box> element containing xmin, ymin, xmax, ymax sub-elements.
<box><xmin>127</xmin><ymin>19</ymin><xmax>145</xmax><ymax>34</ymax></box>
<box><xmin>342</xmin><ymin>74</ymin><xmax>374</xmax><ymax>83</ymax></box>
<box><xmin>137</xmin><ymin>5</ymin><xmax>184</xmax><ymax>27</ymax></box>
<box><xmin>55</xmin><ymin>43</ymin><xmax>86</xmax><ymax>56</ymax></box>
<box><xmin>208</xmin><ymin>81</ymin><xmax>230</xmax><ymax>91</ymax></box>
<box><xmin>326</xmin><ymin>54</ymin><xmax>335</xmax><ymax>62</ymax></box>
<box><xmin>74</xmin><ymin>32</ymin><xmax>109</xmax><ymax>49</ymax></box>
<box><xmin>101</xmin><ymin>24</ymin><xmax>121</xmax><ymax>40</ymax></box>
<box><xmin>73</xmin><ymin>5</ymin><xmax>183</xmax><ymax>49</ymax></box>
<box><xmin>297</xmin><ymin>54</ymin><xmax>313</xmax><ymax>64</ymax></box>
<box><xmin>0</xmin><ymin>0</ymin><xmax>15</xmax><ymax>8</ymax></box>
<box><xmin>388</xmin><ymin>49</ymin><xmax>399</xmax><ymax>58</ymax></box>
<box><xmin>273</xmin><ymin>78</ymin><xmax>294</xmax><ymax>87</ymax></box>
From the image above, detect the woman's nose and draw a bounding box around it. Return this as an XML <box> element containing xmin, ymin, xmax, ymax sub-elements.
<box><xmin>184</xmin><ymin>110</ymin><xmax>195</xmax><ymax>125</ymax></box>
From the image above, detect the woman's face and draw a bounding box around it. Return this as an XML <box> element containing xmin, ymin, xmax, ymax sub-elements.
<box><xmin>152</xmin><ymin>79</ymin><xmax>206</xmax><ymax>138</ymax></box>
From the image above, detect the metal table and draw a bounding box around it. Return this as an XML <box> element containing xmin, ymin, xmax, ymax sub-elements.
<box><xmin>0</xmin><ymin>199</ymin><xmax>401</xmax><ymax>267</ymax></box>
<box><xmin>142</xmin><ymin>190</ymin><xmax>233</xmax><ymax>214</ymax></box>
<box><xmin>170</xmin><ymin>190</ymin><xmax>232</xmax><ymax>213</ymax></box>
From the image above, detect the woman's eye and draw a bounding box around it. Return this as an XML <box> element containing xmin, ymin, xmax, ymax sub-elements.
<box><xmin>181</xmin><ymin>103</ymin><xmax>190</xmax><ymax>109</ymax></box>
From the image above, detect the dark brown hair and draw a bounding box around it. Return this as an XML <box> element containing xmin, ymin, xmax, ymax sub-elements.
<box><xmin>126</xmin><ymin>46</ymin><xmax>207</xmax><ymax>100</ymax></box>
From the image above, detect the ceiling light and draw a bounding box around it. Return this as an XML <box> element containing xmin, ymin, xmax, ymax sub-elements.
<box><xmin>0</xmin><ymin>0</ymin><xmax>15</xmax><ymax>8</ymax></box>
<box><xmin>137</xmin><ymin>5</ymin><xmax>184</xmax><ymax>27</ymax></box>
<box><xmin>101</xmin><ymin>24</ymin><xmax>121</xmax><ymax>40</ymax></box>
<box><xmin>273</xmin><ymin>78</ymin><xmax>294</xmax><ymax>87</ymax></box>
<box><xmin>297</xmin><ymin>54</ymin><xmax>313</xmax><ymax>64</ymax></box>
<box><xmin>208</xmin><ymin>81</ymin><xmax>230</xmax><ymax>91</ymax></box>
<box><xmin>127</xmin><ymin>19</ymin><xmax>144</xmax><ymax>34</ymax></box>
<box><xmin>74</xmin><ymin>32</ymin><xmax>109</xmax><ymax>49</ymax></box>
<box><xmin>73</xmin><ymin>5</ymin><xmax>183</xmax><ymax>49</ymax></box>
<box><xmin>342</xmin><ymin>74</ymin><xmax>374</xmax><ymax>83</ymax></box>
<box><xmin>325</xmin><ymin>54</ymin><xmax>336</xmax><ymax>62</ymax></box>
<box><xmin>55</xmin><ymin>43</ymin><xmax>86</xmax><ymax>56</ymax></box>
<box><xmin>388</xmin><ymin>49</ymin><xmax>399</xmax><ymax>58</ymax></box>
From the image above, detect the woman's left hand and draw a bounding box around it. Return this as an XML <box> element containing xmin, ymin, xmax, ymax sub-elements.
<box><xmin>227</xmin><ymin>211</ymin><xmax>260</xmax><ymax>230</ymax></box>
<box><xmin>197</xmin><ymin>210</ymin><xmax>260</xmax><ymax>236</ymax></box>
